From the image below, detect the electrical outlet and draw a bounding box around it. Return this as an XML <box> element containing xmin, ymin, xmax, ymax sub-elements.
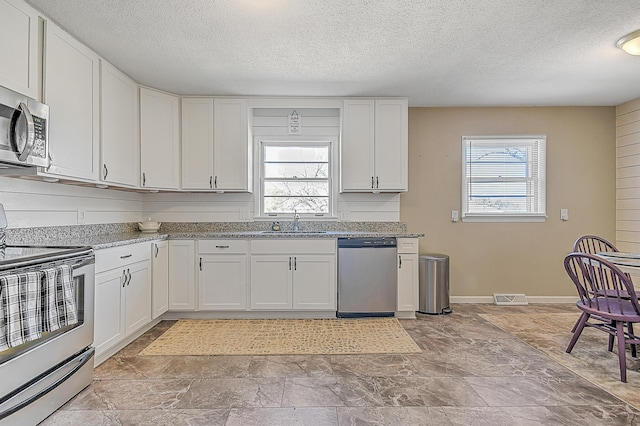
<box><xmin>339</xmin><ymin>210</ymin><xmax>351</xmax><ymax>221</ymax></box>
<box><xmin>561</xmin><ymin>209</ymin><xmax>569</xmax><ymax>221</ymax></box>
<box><xmin>77</xmin><ymin>209</ymin><xmax>86</xmax><ymax>224</ymax></box>
<box><xmin>451</xmin><ymin>210</ymin><xmax>459</xmax><ymax>222</ymax></box>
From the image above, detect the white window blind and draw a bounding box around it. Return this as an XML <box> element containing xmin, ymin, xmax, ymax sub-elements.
<box><xmin>260</xmin><ymin>142</ymin><xmax>332</xmax><ymax>216</ymax></box>
<box><xmin>462</xmin><ymin>136</ymin><xmax>546</xmax><ymax>222</ymax></box>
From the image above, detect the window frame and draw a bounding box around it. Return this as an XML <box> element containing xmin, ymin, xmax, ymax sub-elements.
<box><xmin>461</xmin><ymin>135</ymin><xmax>547</xmax><ymax>223</ymax></box>
<box><xmin>254</xmin><ymin>136</ymin><xmax>338</xmax><ymax>219</ymax></box>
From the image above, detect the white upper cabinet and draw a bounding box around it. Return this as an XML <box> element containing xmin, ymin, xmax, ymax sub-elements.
<box><xmin>341</xmin><ymin>99</ymin><xmax>408</xmax><ymax>192</ymax></box>
<box><xmin>181</xmin><ymin>97</ymin><xmax>250</xmax><ymax>191</ymax></box>
<box><xmin>0</xmin><ymin>0</ymin><xmax>39</xmax><ymax>98</ymax></box>
<box><xmin>181</xmin><ymin>97</ymin><xmax>214</xmax><ymax>190</ymax></box>
<box><xmin>140</xmin><ymin>87</ymin><xmax>180</xmax><ymax>190</ymax></box>
<box><xmin>42</xmin><ymin>20</ymin><xmax>100</xmax><ymax>181</ymax></box>
<box><xmin>213</xmin><ymin>98</ymin><xmax>249</xmax><ymax>191</ymax></box>
<box><xmin>100</xmin><ymin>60</ymin><xmax>139</xmax><ymax>187</ymax></box>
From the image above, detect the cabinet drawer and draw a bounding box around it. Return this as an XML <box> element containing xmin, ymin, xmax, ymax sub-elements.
<box><xmin>397</xmin><ymin>238</ymin><xmax>419</xmax><ymax>254</ymax></box>
<box><xmin>251</xmin><ymin>239</ymin><xmax>336</xmax><ymax>254</ymax></box>
<box><xmin>198</xmin><ymin>239</ymin><xmax>248</xmax><ymax>254</ymax></box>
<box><xmin>95</xmin><ymin>242</ymin><xmax>151</xmax><ymax>273</ymax></box>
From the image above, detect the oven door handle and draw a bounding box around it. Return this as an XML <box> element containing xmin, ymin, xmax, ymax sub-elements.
<box><xmin>0</xmin><ymin>347</ymin><xmax>94</xmax><ymax>420</ymax></box>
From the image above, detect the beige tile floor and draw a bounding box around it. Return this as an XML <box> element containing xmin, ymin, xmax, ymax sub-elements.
<box><xmin>41</xmin><ymin>304</ymin><xmax>640</xmax><ymax>425</ymax></box>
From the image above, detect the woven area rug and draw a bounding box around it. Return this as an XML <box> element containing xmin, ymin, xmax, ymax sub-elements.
<box><xmin>139</xmin><ymin>318</ymin><xmax>421</xmax><ymax>356</ymax></box>
<box><xmin>481</xmin><ymin>312</ymin><xmax>640</xmax><ymax>411</ymax></box>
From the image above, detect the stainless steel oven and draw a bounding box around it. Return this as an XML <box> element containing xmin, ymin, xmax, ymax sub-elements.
<box><xmin>0</xmin><ymin>84</ymin><xmax>49</xmax><ymax>169</ymax></box>
<box><xmin>0</xmin><ymin>246</ymin><xmax>94</xmax><ymax>425</ymax></box>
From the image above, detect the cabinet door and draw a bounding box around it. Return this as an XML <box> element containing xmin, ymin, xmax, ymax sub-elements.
<box><xmin>100</xmin><ymin>60</ymin><xmax>139</xmax><ymax>186</ymax></box>
<box><xmin>169</xmin><ymin>240</ymin><xmax>196</xmax><ymax>310</ymax></box>
<box><xmin>0</xmin><ymin>0</ymin><xmax>39</xmax><ymax>98</ymax></box>
<box><xmin>94</xmin><ymin>268</ymin><xmax>125</xmax><ymax>356</ymax></box>
<box><xmin>199</xmin><ymin>254</ymin><xmax>247</xmax><ymax>310</ymax></box>
<box><xmin>43</xmin><ymin>21</ymin><xmax>100</xmax><ymax>181</ymax></box>
<box><xmin>250</xmin><ymin>255</ymin><xmax>292</xmax><ymax>309</ymax></box>
<box><xmin>124</xmin><ymin>261</ymin><xmax>151</xmax><ymax>335</ymax></box>
<box><xmin>374</xmin><ymin>99</ymin><xmax>408</xmax><ymax>191</ymax></box>
<box><xmin>213</xmin><ymin>98</ymin><xmax>248</xmax><ymax>191</ymax></box>
<box><xmin>397</xmin><ymin>253</ymin><xmax>418</xmax><ymax>312</ymax></box>
<box><xmin>181</xmin><ymin>97</ymin><xmax>214</xmax><ymax>189</ymax></box>
<box><xmin>151</xmin><ymin>241</ymin><xmax>169</xmax><ymax>319</ymax></box>
<box><xmin>340</xmin><ymin>100</ymin><xmax>375</xmax><ymax>192</ymax></box>
<box><xmin>292</xmin><ymin>255</ymin><xmax>336</xmax><ymax>310</ymax></box>
<box><xmin>140</xmin><ymin>87</ymin><xmax>180</xmax><ymax>189</ymax></box>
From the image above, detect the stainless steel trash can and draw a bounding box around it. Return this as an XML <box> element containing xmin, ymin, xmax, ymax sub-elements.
<box><xmin>418</xmin><ymin>254</ymin><xmax>451</xmax><ymax>314</ymax></box>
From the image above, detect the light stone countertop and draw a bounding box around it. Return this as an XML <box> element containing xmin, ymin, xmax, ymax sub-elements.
<box><xmin>5</xmin><ymin>222</ymin><xmax>423</xmax><ymax>250</ymax></box>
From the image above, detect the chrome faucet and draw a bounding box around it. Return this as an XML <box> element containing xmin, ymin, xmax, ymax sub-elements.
<box><xmin>293</xmin><ymin>209</ymin><xmax>300</xmax><ymax>232</ymax></box>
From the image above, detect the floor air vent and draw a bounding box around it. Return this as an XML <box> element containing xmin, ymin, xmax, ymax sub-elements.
<box><xmin>493</xmin><ymin>293</ymin><xmax>529</xmax><ymax>306</ymax></box>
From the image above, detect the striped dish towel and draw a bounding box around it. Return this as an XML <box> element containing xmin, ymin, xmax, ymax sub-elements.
<box><xmin>0</xmin><ymin>271</ymin><xmax>43</xmax><ymax>350</ymax></box>
<box><xmin>41</xmin><ymin>265</ymin><xmax>78</xmax><ymax>332</ymax></box>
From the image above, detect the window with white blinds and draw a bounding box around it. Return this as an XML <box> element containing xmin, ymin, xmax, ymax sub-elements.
<box><xmin>259</xmin><ymin>141</ymin><xmax>333</xmax><ymax>217</ymax></box>
<box><xmin>461</xmin><ymin>136</ymin><xmax>546</xmax><ymax>222</ymax></box>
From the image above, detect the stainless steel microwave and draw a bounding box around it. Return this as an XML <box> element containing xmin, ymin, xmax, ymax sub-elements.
<box><xmin>0</xmin><ymin>85</ymin><xmax>49</xmax><ymax>168</ymax></box>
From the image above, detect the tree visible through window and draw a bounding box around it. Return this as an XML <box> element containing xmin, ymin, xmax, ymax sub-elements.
<box><xmin>462</xmin><ymin>136</ymin><xmax>546</xmax><ymax>221</ymax></box>
<box><xmin>261</xmin><ymin>143</ymin><xmax>331</xmax><ymax>215</ymax></box>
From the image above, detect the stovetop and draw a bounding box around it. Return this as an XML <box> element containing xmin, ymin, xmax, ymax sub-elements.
<box><xmin>0</xmin><ymin>245</ymin><xmax>93</xmax><ymax>270</ymax></box>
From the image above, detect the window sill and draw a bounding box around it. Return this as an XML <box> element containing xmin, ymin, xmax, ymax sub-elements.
<box><xmin>461</xmin><ymin>214</ymin><xmax>547</xmax><ymax>223</ymax></box>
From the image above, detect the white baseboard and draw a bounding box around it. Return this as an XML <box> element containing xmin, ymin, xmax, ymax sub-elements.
<box><xmin>451</xmin><ymin>296</ymin><xmax>577</xmax><ymax>304</ymax></box>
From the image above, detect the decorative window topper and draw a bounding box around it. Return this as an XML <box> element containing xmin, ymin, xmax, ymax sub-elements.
<box><xmin>288</xmin><ymin>110</ymin><xmax>301</xmax><ymax>135</ymax></box>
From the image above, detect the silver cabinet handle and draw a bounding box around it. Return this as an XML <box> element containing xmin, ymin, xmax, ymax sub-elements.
<box><xmin>199</xmin><ymin>258</ymin><xmax>202</xmax><ymax>271</ymax></box>
<box><xmin>122</xmin><ymin>269</ymin><xmax>127</xmax><ymax>287</ymax></box>
<box><xmin>376</xmin><ymin>176</ymin><xmax>379</xmax><ymax>188</ymax></box>
<box><xmin>215</xmin><ymin>245</ymin><xmax>230</xmax><ymax>249</ymax></box>
<box><xmin>371</xmin><ymin>176</ymin><xmax>374</xmax><ymax>189</ymax></box>
<box><xmin>289</xmin><ymin>257</ymin><xmax>292</xmax><ymax>271</ymax></box>
<box><xmin>127</xmin><ymin>268</ymin><xmax>131</xmax><ymax>286</ymax></box>
<box><xmin>103</xmin><ymin>164</ymin><xmax>109</xmax><ymax>179</ymax></box>
<box><xmin>209</xmin><ymin>176</ymin><xmax>213</xmax><ymax>188</ymax></box>
<box><xmin>398</xmin><ymin>255</ymin><xmax>402</xmax><ymax>269</ymax></box>
<box><xmin>154</xmin><ymin>243</ymin><xmax>159</xmax><ymax>257</ymax></box>
<box><xmin>214</xmin><ymin>176</ymin><xmax>217</xmax><ymax>188</ymax></box>
<box><xmin>10</xmin><ymin>102</ymin><xmax>35</xmax><ymax>161</ymax></box>
<box><xmin>294</xmin><ymin>256</ymin><xmax>297</xmax><ymax>271</ymax></box>
<box><xmin>120</xmin><ymin>254</ymin><xmax>132</xmax><ymax>259</ymax></box>
<box><xmin>142</xmin><ymin>172</ymin><xmax>146</xmax><ymax>187</ymax></box>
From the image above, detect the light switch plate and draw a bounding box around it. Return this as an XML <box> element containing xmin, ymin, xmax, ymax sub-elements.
<box><xmin>451</xmin><ymin>210</ymin><xmax>459</xmax><ymax>222</ymax></box>
<box><xmin>561</xmin><ymin>209</ymin><xmax>569</xmax><ymax>221</ymax></box>
<box><xmin>77</xmin><ymin>209</ymin><xmax>86</xmax><ymax>224</ymax></box>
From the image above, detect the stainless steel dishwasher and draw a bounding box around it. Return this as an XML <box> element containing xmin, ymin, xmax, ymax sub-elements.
<box><xmin>337</xmin><ymin>237</ymin><xmax>397</xmax><ymax>317</ymax></box>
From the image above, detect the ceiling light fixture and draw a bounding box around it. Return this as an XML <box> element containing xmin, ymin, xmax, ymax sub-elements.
<box><xmin>617</xmin><ymin>29</ymin><xmax>640</xmax><ymax>55</ymax></box>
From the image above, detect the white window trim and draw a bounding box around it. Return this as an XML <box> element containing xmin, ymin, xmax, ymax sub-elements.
<box><xmin>253</xmin><ymin>136</ymin><xmax>339</xmax><ymax>220</ymax></box>
<box><xmin>461</xmin><ymin>135</ymin><xmax>547</xmax><ymax>223</ymax></box>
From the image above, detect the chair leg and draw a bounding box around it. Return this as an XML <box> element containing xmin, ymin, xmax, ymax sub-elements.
<box><xmin>609</xmin><ymin>332</ymin><xmax>615</xmax><ymax>352</ymax></box>
<box><xmin>567</xmin><ymin>312</ymin><xmax>589</xmax><ymax>353</ymax></box>
<box><xmin>616</xmin><ymin>321</ymin><xmax>627</xmax><ymax>383</ymax></box>
<box><xmin>629</xmin><ymin>323</ymin><xmax>637</xmax><ymax>358</ymax></box>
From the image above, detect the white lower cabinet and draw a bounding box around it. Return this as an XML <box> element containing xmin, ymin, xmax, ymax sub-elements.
<box><xmin>250</xmin><ymin>239</ymin><xmax>336</xmax><ymax>311</ymax></box>
<box><xmin>151</xmin><ymin>240</ymin><xmax>169</xmax><ymax>319</ymax></box>
<box><xmin>94</xmin><ymin>242</ymin><xmax>151</xmax><ymax>358</ymax></box>
<box><xmin>397</xmin><ymin>238</ymin><xmax>419</xmax><ymax>316</ymax></box>
<box><xmin>198</xmin><ymin>240</ymin><xmax>248</xmax><ymax>310</ymax></box>
<box><xmin>168</xmin><ymin>240</ymin><xmax>196</xmax><ymax>310</ymax></box>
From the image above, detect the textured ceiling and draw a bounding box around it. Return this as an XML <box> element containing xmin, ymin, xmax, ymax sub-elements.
<box><xmin>26</xmin><ymin>0</ymin><xmax>640</xmax><ymax>106</ymax></box>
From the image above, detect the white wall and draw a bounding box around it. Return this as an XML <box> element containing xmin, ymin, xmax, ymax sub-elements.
<box><xmin>616</xmin><ymin>98</ymin><xmax>640</xmax><ymax>252</ymax></box>
<box><xmin>0</xmin><ymin>177</ymin><xmax>142</xmax><ymax>228</ymax></box>
<box><xmin>0</xmin><ymin>106</ymin><xmax>402</xmax><ymax>228</ymax></box>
